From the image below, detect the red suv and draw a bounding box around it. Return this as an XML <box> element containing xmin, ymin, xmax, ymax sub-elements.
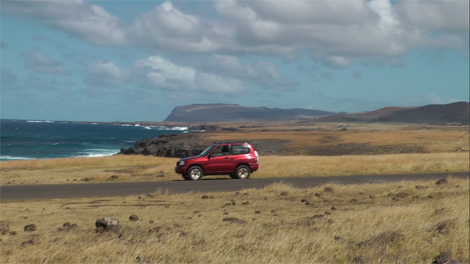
<box><xmin>175</xmin><ymin>142</ymin><xmax>259</xmax><ymax>180</ymax></box>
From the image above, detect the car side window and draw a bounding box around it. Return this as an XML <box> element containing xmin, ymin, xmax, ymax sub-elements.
<box><xmin>211</xmin><ymin>145</ymin><xmax>230</xmax><ymax>157</ymax></box>
<box><xmin>231</xmin><ymin>145</ymin><xmax>250</xmax><ymax>155</ymax></box>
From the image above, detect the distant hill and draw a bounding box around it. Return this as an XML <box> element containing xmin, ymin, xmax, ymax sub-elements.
<box><xmin>164</xmin><ymin>104</ymin><xmax>336</xmax><ymax>122</ymax></box>
<box><xmin>319</xmin><ymin>102</ymin><xmax>469</xmax><ymax>124</ymax></box>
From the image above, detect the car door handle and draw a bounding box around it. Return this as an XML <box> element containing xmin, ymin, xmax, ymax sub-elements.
<box><xmin>224</xmin><ymin>157</ymin><xmax>230</xmax><ymax>159</ymax></box>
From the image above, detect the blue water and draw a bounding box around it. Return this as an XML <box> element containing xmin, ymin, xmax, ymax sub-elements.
<box><xmin>0</xmin><ymin>119</ymin><xmax>186</xmax><ymax>160</ymax></box>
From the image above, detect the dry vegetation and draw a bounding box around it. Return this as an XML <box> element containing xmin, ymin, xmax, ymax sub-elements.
<box><xmin>1</xmin><ymin>177</ymin><xmax>468</xmax><ymax>263</ymax></box>
<box><xmin>205</xmin><ymin>123</ymin><xmax>469</xmax><ymax>155</ymax></box>
<box><xmin>1</xmin><ymin>123</ymin><xmax>468</xmax><ymax>186</ymax></box>
<box><xmin>1</xmin><ymin>153</ymin><xmax>468</xmax><ymax>186</ymax></box>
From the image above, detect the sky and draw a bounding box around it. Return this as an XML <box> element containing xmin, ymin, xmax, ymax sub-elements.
<box><xmin>1</xmin><ymin>0</ymin><xmax>469</xmax><ymax>122</ymax></box>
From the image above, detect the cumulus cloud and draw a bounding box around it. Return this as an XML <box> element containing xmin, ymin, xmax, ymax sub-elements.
<box><xmin>395</xmin><ymin>0</ymin><xmax>469</xmax><ymax>33</ymax></box>
<box><xmin>393</xmin><ymin>0</ymin><xmax>469</xmax><ymax>54</ymax></box>
<box><xmin>70</xmin><ymin>52</ymin><xmax>296</xmax><ymax>94</ymax></box>
<box><xmin>4</xmin><ymin>0</ymin><xmax>468</xmax><ymax>66</ymax></box>
<box><xmin>83</xmin><ymin>61</ymin><xmax>127</xmax><ymax>87</ymax></box>
<box><xmin>22</xmin><ymin>51</ymin><xmax>68</xmax><ymax>75</ymax></box>
<box><xmin>128</xmin><ymin>1</ymin><xmax>221</xmax><ymax>53</ymax></box>
<box><xmin>207</xmin><ymin>55</ymin><xmax>298</xmax><ymax>91</ymax></box>
<box><xmin>243</xmin><ymin>0</ymin><xmax>377</xmax><ymax>25</ymax></box>
<box><xmin>134</xmin><ymin>56</ymin><xmax>245</xmax><ymax>94</ymax></box>
<box><xmin>2</xmin><ymin>0</ymin><xmax>125</xmax><ymax>46</ymax></box>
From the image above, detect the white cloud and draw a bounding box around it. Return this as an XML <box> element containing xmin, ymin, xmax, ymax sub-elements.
<box><xmin>134</xmin><ymin>56</ymin><xmax>245</xmax><ymax>94</ymax></box>
<box><xmin>2</xmin><ymin>0</ymin><xmax>125</xmax><ymax>46</ymax></box>
<box><xmin>244</xmin><ymin>0</ymin><xmax>377</xmax><ymax>25</ymax></box>
<box><xmin>129</xmin><ymin>1</ymin><xmax>219</xmax><ymax>53</ymax></box>
<box><xmin>208</xmin><ymin>55</ymin><xmax>298</xmax><ymax>91</ymax></box>
<box><xmin>84</xmin><ymin>61</ymin><xmax>127</xmax><ymax>87</ymax></box>
<box><xmin>22</xmin><ymin>51</ymin><xmax>68</xmax><ymax>75</ymax></box>
<box><xmin>396</xmin><ymin>0</ymin><xmax>469</xmax><ymax>33</ymax></box>
<box><xmin>4</xmin><ymin>0</ymin><xmax>468</xmax><ymax>66</ymax></box>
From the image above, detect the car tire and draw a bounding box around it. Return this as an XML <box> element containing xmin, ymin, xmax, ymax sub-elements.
<box><xmin>234</xmin><ymin>165</ymin><xmax>250</xmax><ymax>179</ymax></box>
<box><xmin>181</xmin><ymin>174</ymin><xmax>190</xmax><ymax>180</ymax></box>
<box><xmin>187</xmin><ymin>166</ymin><xmax>203</xmax><ymax>180</ymax></box>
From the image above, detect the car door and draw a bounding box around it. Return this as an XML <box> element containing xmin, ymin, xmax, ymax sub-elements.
<box><xmin>205</xmin><ymin>145</ymin><xmax>232</xmax><ymax>174</ymax></box>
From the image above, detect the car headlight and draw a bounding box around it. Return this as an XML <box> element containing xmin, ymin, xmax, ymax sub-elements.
<box><xmin>179</xmin><ymin>161</ymin><xmax>185</xmax><ymax>166</ymax></box>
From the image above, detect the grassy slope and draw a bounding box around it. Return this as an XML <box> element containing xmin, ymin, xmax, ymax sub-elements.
<box><xmin>1</xmin><ymin>124</ymin><xmax>469</xmax><ymax>263</ymax></box>
<box><xmin>2</xmin><ymin>123</ymin><xmax>468</xmax><ymax>186</ymax></box>
<box><xmin>1</xmin><ymin>178</ymin><xmax>468</xmax><ymax>263</ymax></box>
<box><xmin>1</xmin><ymin>153</ymin><xmax>468</xmax><ymax>185</ymax></box>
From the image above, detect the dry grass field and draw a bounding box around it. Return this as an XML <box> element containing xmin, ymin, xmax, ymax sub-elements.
<box><xmin>1</xmin><ymin>123</ymin><xmax>468</xmax><ymax>186</ymax></box>
<box><xmin>204</xmin><ymin>123</ymin><xmax>469</xmax><ymax>155</ymax></box>
<box><xmin>1</xmin><ymin>123</ymin><xmax>468</xmax><ymax>263</ymax></box>
<box><xmin>1</xmin><ymin>153</ymin><xmax>468</xmax><ymax>186</ymax></box>
<box><xmin>1</xmin><ymin>177</ymin><xmax>468</xmax><ymax>263</ymax></box>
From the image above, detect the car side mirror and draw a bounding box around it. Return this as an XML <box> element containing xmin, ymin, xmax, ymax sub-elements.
<box><xmin>208</xmin><ymin>153</ymin><xmax>213</xmax><ymax>159</ymax></box>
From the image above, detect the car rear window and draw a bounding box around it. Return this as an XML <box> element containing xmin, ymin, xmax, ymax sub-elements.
<box><xmin>231</xmin><ymin>145</ymin><xmax>250</xmax><ymax>155</ymax></box>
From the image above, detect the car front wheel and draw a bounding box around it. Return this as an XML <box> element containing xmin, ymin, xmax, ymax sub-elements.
<box><xmin>188</xmin><ymin>166</ymin><xmax>203</xmax><ymax>180</ymax></box>
<box><xmin>234</xmin><ymin>165</ymin><xmax>250</xmax><ymax>179</ymax></box>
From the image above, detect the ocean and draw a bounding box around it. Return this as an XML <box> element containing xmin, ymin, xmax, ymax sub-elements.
<box><xmin>0</xmin><ymin>119</ymin><xmax>187</xmax><ymax>161</ymax></box>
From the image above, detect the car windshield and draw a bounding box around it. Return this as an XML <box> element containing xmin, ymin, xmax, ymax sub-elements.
<box><xmin>199</xmin><ymin>145</ymin><xmax>215</xmax><ymax>156</ymax></box>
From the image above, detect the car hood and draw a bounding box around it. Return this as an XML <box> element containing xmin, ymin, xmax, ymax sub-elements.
<box><xmin>180</xmin><ymin>155</ymin><xmax>203</xmax><ymax>161</ymax></box>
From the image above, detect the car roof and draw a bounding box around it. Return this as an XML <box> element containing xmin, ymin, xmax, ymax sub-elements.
<box><xmin>215</xmin><ymin>142</ymin><xmax>250</xmax><ymax>146</ymax></box>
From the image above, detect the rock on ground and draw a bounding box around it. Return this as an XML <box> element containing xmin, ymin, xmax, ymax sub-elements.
<box><xmin>24</xmin><ymin>224</ymin><xmax>37</xmax><ymax>232</ymax></box>
<box><xmin>95</xmin><ymin>217</ymin><xmax>121</xmax><ymax>233</ymax></box>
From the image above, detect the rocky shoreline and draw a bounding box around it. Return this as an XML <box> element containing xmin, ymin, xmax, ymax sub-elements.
<box><xmin>119</xmin><ymin>134</ymin><xmax>289</xmax><ymax>158</ymax></box>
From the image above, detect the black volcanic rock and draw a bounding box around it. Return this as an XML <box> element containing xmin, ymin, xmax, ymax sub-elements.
<box><xmin>120</xmin><ymin>134</ymin><xmax>210</xmax><ymax>158</ymax></box>
<box><xmin>119</xmin><ymin>134</ymin><xmax>290</xmax><ymax>158</ymax></box>
<box><xmin>164</xmin><ymin>104</ymin><xmax>335</xmax><ymax>122</ymax></box>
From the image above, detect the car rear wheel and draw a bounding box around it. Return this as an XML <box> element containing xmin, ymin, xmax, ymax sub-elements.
<box><xmin>188</xmin><ymin>166</ymin><xmax>203</xmax><ymax>180</ymax></box>
<box><xmin>234</xmin><ymin>165</ymin><xmax>250</xmax><ymax>179</ymax></box>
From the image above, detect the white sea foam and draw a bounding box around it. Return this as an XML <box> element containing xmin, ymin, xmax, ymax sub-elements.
<box><xmin>76</xmin><ymin>149</ymin><xmax>118</xmax><ymax>158</ymax></box>
<box><xmin>0</xmin><ymin>155</ymin><xmax>35</xmax><ymax>161</ymax></box>
<box><xmin>142</xmin><ymin>126</ymin><xmax>188</xmax><ymax>131</ymax></box>
<box><xmin>26</xmin><ymin>120</ymin><xmax>54</xmax><ymax>123</ymax></box>
<box><xmin>171</xmin><ymin>127</ymin><xmax>188</xmax><ymax>130</ymax></box>
<box><xmin>149</xmin><ymin>126</ymin><xmax>169</xmax><ymax>130</ymax></box>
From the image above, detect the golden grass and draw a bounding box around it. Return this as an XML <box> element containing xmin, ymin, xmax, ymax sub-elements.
<box><xmin>2</xmin><ymin>123</ymin><xmax>468</xmax><ymax>186</ymax></box>
<box><xmin>255</xmin><ymin>153</ymin><xmax>469</xmax><ymax>178</ymax></box>
<box><xmin>1</xmin><ymin>153</ymin><xmax>468</xmax><ymax>186</ymax></box>
<box><xmin>0</xmin><ymin>156</ymin><xmax>178</xmax><ymax>186</ymax></box>
<box><xmin>205</xmin><ymin>128</ymin><xmax>469</xmax><ymax>154</ymax></box>
<box><xmin>1</xmin><ymin>177</ymin><xmax>468</xmax><ymax>263</ymax></box>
